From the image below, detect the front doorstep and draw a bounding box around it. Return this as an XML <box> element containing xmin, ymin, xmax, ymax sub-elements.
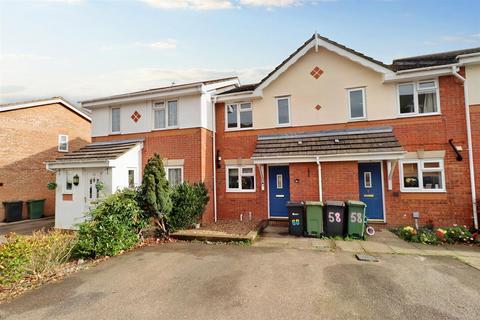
<box><xmin>171</xmin><ymin>220</ymin><xmax>268</xmax><ymax>243</ymax></box>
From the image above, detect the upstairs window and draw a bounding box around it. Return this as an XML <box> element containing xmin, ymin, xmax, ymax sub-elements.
<box><xmin>276</xmin><ymin>96</ymin><xmax>291</xmax><ymax>125</ymax></box>
<box><xmin>154</xmin><ymin>100</ymin><xmax>178</xmax><ymax>129</ymax></box>
<box><xmin>58</xmin><ymin>134</ymin><xmax>68</xmax><ymax>152</ymax></box>
<box><xmin>398</xmin><ymin>80</ymin><xmax>439</xmax><ymax>116</ymax></box>
<box><xmin>226</xmin><ymin>102</ymin><xmax>253</xmax><ymax>130</ymax></box>
<box><xmin>400</xmin><ymin>159</ymin><xmax>445</xmax><ymax>192</ymax></box>
<box><xmin>347</xmin><ymin>88</ymin><xmax>366</xmax><ymax>120</ymax></box>
<box><xmin>111</xmin><ymin>108</ymin><xmax>120</xmax><ymax>133</ymax></box>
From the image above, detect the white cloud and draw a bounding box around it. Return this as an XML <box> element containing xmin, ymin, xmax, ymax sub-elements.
<box><xmin>440</xmin><ymin>34</ymin><xmax>480</xmax><ymax>44</ymax></box>
<box><xmin>239</xmin><ymin>0</ymin><xmax>302</xmax><ymax>7</ymax></box>
<box><xmin>0</xmin><ymin>53</ymin><xmax>52</xmax><ymax>62</ymax></box>
<box><xmin>0</xmin><ymin>66</ymin><xmax>270</xmax><ymax>104</ymax></box>
<box><xmin>139</xmin><ymin>0</ymin><xmax>234</xmax><ymax>10</ymax></box>
<box><xmin>138</xmin><ymin>0</ymin><xmax>334</xmax><ymax>10</ymax></box>
<box><xmin>147</xmin><ymin>39</ymin><xmax>177</xmax><ymax>50</ymax></box>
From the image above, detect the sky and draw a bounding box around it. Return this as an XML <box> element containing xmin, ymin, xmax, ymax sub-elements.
<box><xmin>0</xmin><ymin>0</ymin><xmax>479</xmax><ymax>104</ymax></box>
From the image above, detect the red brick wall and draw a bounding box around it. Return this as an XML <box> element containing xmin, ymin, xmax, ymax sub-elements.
<box><xmin>321</xmin><ymin>162</ymin><xmax>359</xmax><ymax>201</ymax></box>
<box><xmin>93</xmin><ymin>127</ymin><xmax>216</xmax><ymax>222</ymax></box>
<box><xmin>0</xmin><ymin>103</ymin><xmax>91</xmax><ymax>221</ymax></box>
<box><xmin>470</xmin><ymin>104</ymin><xmax>480</xmax><ymax>211</ymax></box>
<box><xmin>289</xmin><ymin>163</ymin><xmax>319</xmax><ymax>202</ymax></box>
<box><xmin>214</xmin><ymin>73</ymin><xmax>476</xmax><ymax>227</ymax></box>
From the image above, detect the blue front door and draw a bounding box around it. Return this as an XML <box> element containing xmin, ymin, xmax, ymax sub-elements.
<box><xmin>269</xmin><ymin>166</ymin><xmax>290</xmax><ymax>218</ymax></box>
<box><xmin>358</xmin><ymin>162</ymin><xmax>384</xmax><ymax>220</ymax></box>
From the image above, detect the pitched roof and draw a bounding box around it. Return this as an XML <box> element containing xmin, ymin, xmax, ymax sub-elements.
<box><xmin>392</xmin><ymin>47</ymin><xmax>480</xmax><ymax>71</ymax></box>
<box><xmin>0</xmin><ymin>97</ymin><xmax>91</xmax><ymax>121</ymax></box>
<box><xmin>48</xmin><ymin>139</ymin><xmax>144</xmax><ymax>164</ymax></box>
<box><xmin>218</xmin><ymin>34</ymin><xmax>392</xmax><ymax>96</ymax></box>
<box><xmin>81</xmin><ymin>77</ymin><xmax>238</xmax><ymax>104</ymax></box>
<box><xmin>252</xmin><ymin>126</ymin><xmax>403</xmax><ymax>159</ymax></box>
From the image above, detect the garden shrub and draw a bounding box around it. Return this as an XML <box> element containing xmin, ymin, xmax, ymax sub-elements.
<box><xmin>138</xmin><ymin>154</ymin><xmax>172</xmax><ymax>235</ymax></box>
<box><xmin>168</xmin><ymin>182</ymin><xmax>209</xmax><ymax>231</ymax></box>
<box><xmin>394</xmin><ymin>224</ymin><xmax>476</xmax><ymax>245</ymax></box>
<box><xmin>0</xmin><ymin>230</ymin><xmax>76</xmax><ymax>286</ymax></box>
<box><xmin>74</xmin><ymin>188</ymin><xmax>148</xmax><ymax>258</ymax></box>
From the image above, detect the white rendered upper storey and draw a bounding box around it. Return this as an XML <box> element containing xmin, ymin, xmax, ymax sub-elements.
<box><xmin>82</xmin><ymin>77</ymin><xmax>239</xmax><ymax>137</ymax></box>
<box><xmin>216</xmin><ymin>34</ymin><xmax>480</xmax><ymax>131</ymax></box>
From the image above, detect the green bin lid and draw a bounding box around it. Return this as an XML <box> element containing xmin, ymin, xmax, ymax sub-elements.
<box><xmin>26</xmin><ymin>199</ymin><xmax>46</xmax><ymax>202</ymax></box>
<box><xmin>305</xmin><ymin>201</ymin><xmax>323</xmax><ymax>206</ymax></box>
<box><xmin>347</xmin><ymin>200</ymin><xmax>366</xmax><ymax>207</ymax></box>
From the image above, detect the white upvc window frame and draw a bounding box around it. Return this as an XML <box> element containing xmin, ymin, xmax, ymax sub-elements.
<box><xmin>226</xmin><ymin>165</ymin><xmax>256</xmax><ymax>192</ymax></box>
<box><xmin>58</xmin><ymin>134</ymin><xmax>69</xmax><ymax>152</ymax></box>
<box><xmin>152</xmin><ymin>99</ymin><xmax>178</xmax><ymax>130</ymax></box>
<box><xmin>399</xmin><ymin>158</ymin><xmax>446</xmax><ymax>193</ymax></box>
<box><xmin>347</xmin><ymin>87</ymin><xmax>367</xmax><ymax>120</ymax></box>
<box><xmin>397</xmin><ymin>79</ymin><xmax>441</xmax><ymax>117</ymax></box>
<box><xmin>166</xmin><ymin>166</ymin><xmax>183</xmax><ymax>187</ymax></box>
<box><xmin>275</xmin><ymin>96</ymin><xmax>291</xmax><ymax>126</ymax></box>
<box><xmin>225</xmin><ymin>102</ymin><xmax>253</xmax><ymax>131</ymax></box>
<box><xmin>111</xmin><ymin>107</ymin><xmax>121</xmax><ymax>133</ymax></box>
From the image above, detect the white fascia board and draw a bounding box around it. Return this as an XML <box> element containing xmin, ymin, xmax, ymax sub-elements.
<box><xmin>253</xmin><ymin>38</ymin><xmax>393</xmax><ymax>95</ymax></box>
<box><xmin>0</xmin><ymin>98</ymin><xmax>91</xmax><ymax>121</ymax></box>
<box><xmin>252</xmin><ymin>151</ymin><xmax>406</xmax><ymax>164</ymax></box>
<box><xmin>82</xmin><ymin>86</ymin><xmax>202</xmax><ymax>108</ymax></box>
<box><xmin>46</xmin><ymin>160</ymin><xmax>110</xmax><ymax>170</ymax></box>
<box><xmin>458</xmin><ymin>55</ymin><xmax>480</xmax><ymax>65</ymax></box>
<box><xmin>203</xmin><ymin>79</ymin><xmax>240</xmax><ymax>92</ymax></box>
<box><xmin>384</xmin><ymin>66</ymin><xmax>456</xmax><ymax>82</ymax></box>
<box><xmin>215</xmin><ymin>92</ymin><xmax>261</xmax><ymax>102</ymax></box>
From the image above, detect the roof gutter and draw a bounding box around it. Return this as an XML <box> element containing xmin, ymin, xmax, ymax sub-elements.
<box><xmin>82</xmin><ymin>85</ymin><xmax>203</xmax><ymax>108</ymax></box>
<box><xmin>451</xmin><ymin>66</ymin><xmax>478</xmax><ymax>229</ymax></box>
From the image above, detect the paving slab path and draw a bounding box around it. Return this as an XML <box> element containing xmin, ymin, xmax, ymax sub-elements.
<box><xmin>255</xmin><ymin>226</ymin><xmax>480</xmax><ymax>270</ymax></box>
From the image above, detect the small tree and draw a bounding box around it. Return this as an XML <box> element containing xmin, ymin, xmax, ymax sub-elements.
<box><xmin>139</xmin><ymin>154</ymin><xmax>172</xmax><ymax>236</ymax></box>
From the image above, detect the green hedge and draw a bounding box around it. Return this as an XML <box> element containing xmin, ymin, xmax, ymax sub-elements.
<box><xmin>74</xmin><ymin>188</ymin><xmax>148</xmax><ymax>258</ymax></box>
<box><xmin>168</xmin><ymin>182</ymin><xmax>209</xmax><ymax>232</ymax></box>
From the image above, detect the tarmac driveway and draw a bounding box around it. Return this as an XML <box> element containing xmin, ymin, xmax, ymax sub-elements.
<box><xmin>1</xmin><ymin>242</ymin><xmax>479</xmax><ymax>320</ymax></box>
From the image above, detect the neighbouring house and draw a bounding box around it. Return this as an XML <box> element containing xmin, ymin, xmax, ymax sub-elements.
<box><xmin>47</xmin><ymin>34</ymin><xmax>480</xmax><ymax>230</ymax></box>
<box><xmin>47</xmin><ymin>78</ymin><xmax>239</xmax><ymax>229</ymax></box>
<box><xmin>0</xmin><ymin>97</ymin><xmax>91</xmax><ymax>222</ymax></box>
<box><xmin>214</xmin><ymin>34</ymin><xmax>480</xmax><ymax>228</ymax></box>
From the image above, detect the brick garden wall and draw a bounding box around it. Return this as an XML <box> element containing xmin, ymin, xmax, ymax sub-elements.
<box><xmin>0</xmin><ymin>103</ymin><xmax>91</xmax><ymax>221</ymax></box>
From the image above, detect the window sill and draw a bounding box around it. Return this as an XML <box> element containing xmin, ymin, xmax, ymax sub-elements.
<box><xmin>400</xmin><ymin>189</ymin><xmax>446</xmax><ymax>193</ymax></box>
<box><xmin>152</xmin><ymin>126</ymin><xmax>179</xmax><ymax>131</ymax></box>
<box><xmin>275</xmin><ymin>123</ymin><xmax>292</xmax><ymax>128</ymax></box>
<box><xmin>225</xmin><ymin>127</ymin><xmax>254</xmax><ymax>132</ymax></box>
<box><xmin>348</xmin><ymin>117</ymin><xmax>367</xmax><ymax>122</ymax></box>
<box><xmin>58</xmin><ymin>150</ymin><xmax>68</xmax><ymax>153</ymax></box>
<box><xmin>226</xmin><ymin>189</ymin><xmax>256</xmax><ymax>193</ymax></box>
<box><xmin>397</xmin><ymin>112</ymin><xmax>441</xmax><ymax>119</ymax></box>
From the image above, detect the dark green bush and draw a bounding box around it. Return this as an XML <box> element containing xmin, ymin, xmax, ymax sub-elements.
<box><xmin>138</xmin><ymin>154</ymin><xmax>172</xmax><ymax>235</ymax></box>
<box><xmin>74</xmin><ymin>188</ymin><xmax>148</xmax><ymax>258</ymax></box>
<box><xmin>168</xmin><ymin>182</ymin><xmax>209</xmax><ymax>232</ymax></box>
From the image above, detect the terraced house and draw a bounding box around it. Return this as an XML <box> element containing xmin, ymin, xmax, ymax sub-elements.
<box><xmin>50</xmin><ymin>34</ymin><xmax>480</xmax><ymax>230</ymax></box>
<box><xmin>214</xmin><ymin>34</ymin><xmax>480</xmax><ymax>229</ymax></box>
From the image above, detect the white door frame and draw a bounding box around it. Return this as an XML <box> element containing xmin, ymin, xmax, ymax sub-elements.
<box><xmin>358</xmin><ymin>160</ymin><xmax>387</xmax><ymax>223</ymax></box>
<box><xmin>267</xmin><ymin>164</ymin><xmax>290</xmax><ymax>220</ymax></box>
